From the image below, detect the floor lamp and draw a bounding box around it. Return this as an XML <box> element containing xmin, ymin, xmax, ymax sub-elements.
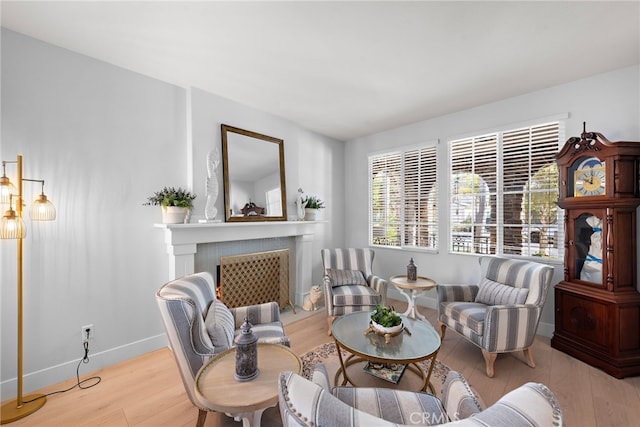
<box><xmin>0</xmin><ymin>155</ymin><xmax>56</xmax><ymax>424</ymax></box>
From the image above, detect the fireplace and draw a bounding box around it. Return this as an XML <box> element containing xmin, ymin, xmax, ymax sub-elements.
<box><xmin>155</xmin><ymin>221</ymin><xmax>318</xmax><ymax>306</ymax></box>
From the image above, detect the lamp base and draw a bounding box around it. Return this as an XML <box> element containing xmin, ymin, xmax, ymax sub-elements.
<box><xmin>0</xmin><ymin>394</ymin><xmax>46</xmax><ymax>424</ymax></box>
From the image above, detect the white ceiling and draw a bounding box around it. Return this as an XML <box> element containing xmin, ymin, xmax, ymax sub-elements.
<box><xmin>2</xmin><ymin>1</ymin><xmax>639</xmax><ymax>141</ymax></box>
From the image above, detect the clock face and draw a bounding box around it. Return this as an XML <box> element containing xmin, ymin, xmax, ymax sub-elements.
<box><xmin>573</xmin><ymin>157</ymin><xmax>606</xmax><ymax>197</ymax></box>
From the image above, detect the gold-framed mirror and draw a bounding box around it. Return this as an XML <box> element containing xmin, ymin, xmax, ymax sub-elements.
<box><xmin>221</xmin><ymin>124</ymin><xmax>287</xmax><ymax>222</ymax></box>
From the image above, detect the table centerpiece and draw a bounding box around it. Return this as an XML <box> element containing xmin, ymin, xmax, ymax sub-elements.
<box><xmin>365</xmin><ymin>304</ymin><xmax>404</xmax><ymax>343</ymax></box>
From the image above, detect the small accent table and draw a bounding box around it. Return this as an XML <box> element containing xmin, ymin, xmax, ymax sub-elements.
<box><xmin>390</xmin><ymin>275</ymin><xmax>437</xmax><ymax>320</ymax></box>
<box><xmin>332</xmin><ymin>311</ymin><xmax>441</xmax><ymax>393</ymax></box>
<box><xmin>195</xmin><ymin>343</ymin><xmax>301</xmax><ymax>427</ymax></box>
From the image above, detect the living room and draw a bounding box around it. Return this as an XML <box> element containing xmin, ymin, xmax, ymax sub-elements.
<box><xmin>1</xmin><ymin>1</ymin><xmax>639</xmax><ymax>426</ymax></box>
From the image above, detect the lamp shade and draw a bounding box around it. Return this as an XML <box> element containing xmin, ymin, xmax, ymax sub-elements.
<box><xmin>0</xmin><ymin>175</ymin><xmax>17</xmax><ymax>204</ymax></box>
<box><xmin>0</xmin><ymin>208</ymin><xmax>26</xmax><ymax>239</ymax></box>
<box><xmin>29</xmin><ymin>194</ymin><xmax>56</xmax><ymax>221</ymax></box>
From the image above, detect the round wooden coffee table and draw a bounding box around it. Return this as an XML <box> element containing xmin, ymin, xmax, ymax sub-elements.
<box><xmin>390</xmin><ymin>275</ymin><xmax>437</xmax><ymax>320</ymax></box>
<box><xmin>195</xmin><ymin>343</ymin><xmax>301</xmax><ymax>427</ymax></box>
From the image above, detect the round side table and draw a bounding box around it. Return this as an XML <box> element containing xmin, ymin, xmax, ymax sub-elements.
<box><xmin>389</xmin><ymin>275</ymin><xmax>436</xmax><ymax>320</ymax></box>
<box><xmin>195</xmin><ymin>343</ymin><xmax>301</xmax><ymax>427</ymax></box>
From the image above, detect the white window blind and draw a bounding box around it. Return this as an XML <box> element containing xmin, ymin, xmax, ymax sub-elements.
<box><xmin>369</xmin><ymin>144</ymin><xmax>438</xmax><ymax>250</ymax></box>
<box><xmin>403</xmin><ymin>146</ymin><xmax>438</xmax><ymax>248</ymax></box>
<box><xmin>449</xmin><ymin>122</ymin><xmax>562</xmax><ymax>259</ymax></box>
<box><xmin>450</xmin><ymin>134</ymin><xmax>497</xmax><ymax>255</ymax></box>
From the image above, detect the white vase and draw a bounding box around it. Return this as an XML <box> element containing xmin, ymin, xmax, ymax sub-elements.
<box><xmin>161</xmin><ymin>206</ymin><xmax>189</xmax><ymax>224</ymax></box>
<box><xmin>304</xmin><ymin>208</ymin><xmax>318</xmax><ymax>221</ymax></box>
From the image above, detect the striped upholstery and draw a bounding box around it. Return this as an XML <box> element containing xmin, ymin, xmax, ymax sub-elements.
<box><xmin>321</xmin><ymin>248</ymin><xmax>388</xmax><ymax>319</ymax></box>
<box><xmin>278</xmin><ymin>364</ymin><xmax>563</xmax><ymax>426</ymax></box>
<box><xmin>437</xmin><ymin>283</ymin><xmax>479</xmax><ymax>303</ymax></box>
<box><xmin>333</xmin><ymin>387</ymin><xmax>448</xmax><ymax>425</ymax></box>
<box><xmin>326</xmin><ymin>268</ymin><xmax>368</xmax><ymax>287</ymax></box>
<box><xmin>479</xmin><ymin>256</ymin><xmax>552</xmax><ymax>306</ymax></box>
<box><xmin>438</xmin><ymin>256</ymin><xmax>554</xmax><ymax>376</ymax></box>
<box><xmin>441</xmin><ymin>302</ymin><xmax>486</xmax><ymax>341</ymax></box>
<box><xmin>156</xmin><ymin>271</ymin><xmax>290</xmax><ymax>421</ymax></box>
<box><xmin>440</xmin><ymin>371</ymin><xmax>483</xmax><ymax>420</ymax></box>
<box><xmin>475</xmin><ymin>278</ymin><xmax>529</xmax><ymax>305</ymax></box>
<box><xmin>204</xmin><ymin>300</ymin><xmax>235</xmax><ymax>350</ymax></box>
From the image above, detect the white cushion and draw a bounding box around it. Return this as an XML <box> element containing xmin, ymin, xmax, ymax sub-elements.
<box><xmin>326</xmin><ymin>268</ymin><xmax>367</xmax><ymax>287</ymax></box>
<box><xmin>475</xmin><ymin>278</ymin><xmax>528</xmax><ymax>305</ymax></box>
<box><xmin>204</xmin><ymin>300</ymin><xmax>235</xmax><ymax>350</ymax></box>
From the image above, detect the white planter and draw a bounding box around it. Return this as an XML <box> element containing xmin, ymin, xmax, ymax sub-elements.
<box><xmin>161</xmin><ymin>206</ymin><xmax>190</xmax><ymax>224</ymax></box>
<box><xmin>370</xmin><ymin>320</ymin><xmax>403</xmax><ymax>335</ymax></box>
<box><xmin>304</xmin><ymin>208</ymin><xmax>319</xmax><ymax>221</ymax></box>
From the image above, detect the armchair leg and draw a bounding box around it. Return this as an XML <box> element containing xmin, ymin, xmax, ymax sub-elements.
<box><xmin>196</xmin><ymin>409</ymin><xmax>207</xmax><ymax>427</ymax></box>
<box><xmin>523</xmin><ymin>347</ymin><xmax>536</xmax><ymax>368</ymax></box>
<box><xmin>438</xmin><ymin>321</ymin><xmax>447</xmax><ymax>339</ymax></box>
<box><xmin>481</xmin><ymin>350</ymin><xmax>497</xmax><ymax>378</ymax></box>
<box><xmin>327</xmin><ymin>316</ymin><xmax>335</xmax><ymax>336</ymax></box>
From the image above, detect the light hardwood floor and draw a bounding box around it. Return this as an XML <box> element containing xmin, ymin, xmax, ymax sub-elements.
<box><xmin>4</xmin><ymin>300</ymin><xmax>640</xmax><ymax>426</ymax></box>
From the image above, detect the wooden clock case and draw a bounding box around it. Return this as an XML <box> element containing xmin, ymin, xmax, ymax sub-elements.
<box><xmin>551</xmin><ymin>127</ymin><xmax>640</xmax><ymax>378</ymax></box>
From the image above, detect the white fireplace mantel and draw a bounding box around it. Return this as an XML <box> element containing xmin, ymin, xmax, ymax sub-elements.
<box><xmin>155</xmin><ymin>221</ymin><xmax>319</xmax><ymax>305</ymax></box>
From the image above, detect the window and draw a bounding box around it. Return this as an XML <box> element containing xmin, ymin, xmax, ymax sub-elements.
<box><xmin>265</xmin><ymin>187</ymin><xmax>282</xmax><ymax>216</ymax></box>
<box><xmin>449</xmin><ymin>122</ymin><xmax>562</xmax><ymax>259</ymax></box>
<box><xmin>369</xmin><ymin>144</ymin><xmax>438</xmax><ymax>249</ymax></box>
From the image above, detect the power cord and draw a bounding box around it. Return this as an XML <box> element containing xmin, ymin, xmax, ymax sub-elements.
<box><xmin>23</xmin><ymin>337</ymin><xmax>102</xmax><ymax>403</ymax></box>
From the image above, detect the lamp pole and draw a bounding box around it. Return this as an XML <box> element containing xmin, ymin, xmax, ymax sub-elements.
<box><xmin>0</xmin><ymin>155</ymin><xmax>47</xmax><ymax>424</ymax></box>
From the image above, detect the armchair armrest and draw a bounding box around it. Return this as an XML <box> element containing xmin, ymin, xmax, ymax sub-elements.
<box><xmin>310</xmin><ymin>363</ymin><xmax>332</xmax><ymax>392</ymax></box>
<box><xmin>483</xmin><ymin>304</ymin><xmax>541</xmax><ymax>352</ymax></box>
<box><xmin>367</xmin><ymin>274</ymin><xmax>388</xmax><ymax>305</ymax></box>
<box><xmin>437</xmin><ymin>283</ymin><xmax>479</xmax><ymax>303</ymax></box>
<box><xmin>230</xmin><ymin>301</ymin><xmax>281</xmax><ymax>327</ymax></box>
<box><xmin>470</xmin><ymin>382</ymin><xmax>562</xmax><ymax>427</ymax></box>
<box><xmin>441</xmin><ymin>371</ymin><xmax>484</xmax><ymax>420</ymax></box>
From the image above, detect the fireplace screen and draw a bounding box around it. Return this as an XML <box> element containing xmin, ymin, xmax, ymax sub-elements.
<box><xmin>219</xmin><ymin>249</ymin><xmax>293</xmax><ymax>311</ymax></box>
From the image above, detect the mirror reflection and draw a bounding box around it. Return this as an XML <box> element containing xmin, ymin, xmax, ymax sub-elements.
<box><xmin>221</xmin><ymin>125</ymin><xmax>287</xmax><ymax>222</ymax></box>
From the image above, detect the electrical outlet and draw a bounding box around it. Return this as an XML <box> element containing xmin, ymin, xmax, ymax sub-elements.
<box><xmin>81</xmin><ymin>324</ymin><xmax>94</xmax><ymax>343</ymax></box>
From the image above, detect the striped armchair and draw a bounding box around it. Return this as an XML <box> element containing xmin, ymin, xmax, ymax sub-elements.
<box><xmin>437</xmin><ymin>256</ymin><xmax>554</xmax><ymax>378</ymax></box>
<box><xmin>156</xmin><ymin>272</ymin><xmax>290</xmax><ymax>427</ymax></box>
<box><xmin>278</xmin><ymin>363</ymin><xmax>563</xmax><ymax>426</ymax></box>
<box><xmin>321</xmin><ymin>248</ymin><xmax>388</xmax><ymax>335</ymax></box>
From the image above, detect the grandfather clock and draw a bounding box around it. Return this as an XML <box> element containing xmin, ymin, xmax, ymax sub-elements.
<box><xmin>551</xmin><ymin>124</ymin><xmax>640</xmax><ymax>378</ymax></box>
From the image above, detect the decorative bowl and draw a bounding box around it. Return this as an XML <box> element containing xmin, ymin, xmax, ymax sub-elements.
<box><xmin>370</xmin><ymin>319</ymin><xmax>403</xmax><ymax>335</ymax></box>
<box><xmin>365</xmin><ymin>320</ymin><xmax>405</xmax><ymax>344</ymax></box>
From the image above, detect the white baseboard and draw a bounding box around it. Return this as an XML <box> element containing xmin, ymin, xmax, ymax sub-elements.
<box><xmin>1</xmin><ymin>333</ymin><xmax>168</xmax><ymax>400</ymax></box>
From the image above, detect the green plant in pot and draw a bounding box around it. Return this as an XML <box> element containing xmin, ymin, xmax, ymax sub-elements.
<box><xmin>301</xmin><ymin>195</ymin><xmax>324</xmax><ymax>220</ymax></box>
<box><xmin>144</xmin><ymin>186</ymin><xmax>196</xmax><ymax>224</ymax></box>
<box><xmin>370</xmin><ymin>303</ymin><xmax>402</xmax><ymax>328</ymax></box>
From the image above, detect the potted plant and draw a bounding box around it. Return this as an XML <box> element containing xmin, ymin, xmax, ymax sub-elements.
<box><xmin>370</xmin><ymin>304</ymin><xmax>403</xmax><ymax>334</ymax></box>
<box><xmin>144</xmin><ymin>186</ymin><xmax>196</xmax><ymax>224</ymax></box>
<box><xmin>301</xmin><ymin>195</ymin><xmax>324</xmax><ymax>221</ymax></box>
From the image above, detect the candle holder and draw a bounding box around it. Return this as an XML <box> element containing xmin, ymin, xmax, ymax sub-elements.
<box><xmin>234</xmin><ymin>318</ymin><xmax>259</xmax><ymax>382</ymax></box>
<box><xmin>407</xmin><ymin>258</ymin><xmax>417</xmax><ymax>282</ymax></box>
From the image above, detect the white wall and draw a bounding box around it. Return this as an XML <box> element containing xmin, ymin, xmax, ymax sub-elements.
<box><xmin>186</xmin><ymin>86</ymin><xmax>345</xmax><ymax>281</ymax></box>
<box><xmin>0</xmin><ymin>29</ymin><xmax>345</xmax><ymax>397</ymax></box>
<box><xmin>344</xmin><ymin>65</ymin><xmax>640</xmax><ymax>336</ymax></box>
<box><xmin>3</xmin><ymin>25</ymin><xmax>637</xmax><ymax>398</ymax></box>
